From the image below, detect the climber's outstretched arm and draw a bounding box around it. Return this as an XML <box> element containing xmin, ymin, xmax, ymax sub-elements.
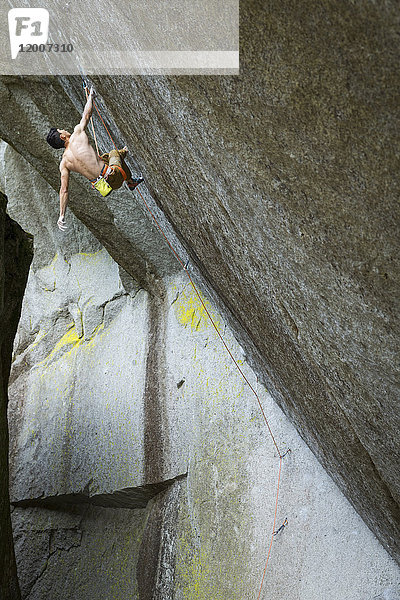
<box><xmin>79</xmin><ymin>86</ymin><xmax>96</xmax><ymax>130</ymax></box>
<box><xmin>58</xmin><ymin>166</ymin><xmax>70</xmax><ymax>231</ymax></box>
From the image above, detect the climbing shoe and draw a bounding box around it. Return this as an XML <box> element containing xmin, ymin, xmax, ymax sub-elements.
<box><xmin>126</xmin><ymin>177</ymin><xmax>144</xmax><ymax>190</ymax></box>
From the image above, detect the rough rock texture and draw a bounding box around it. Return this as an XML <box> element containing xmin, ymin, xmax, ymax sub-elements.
<box><xmin>1</xmin><ymin>145</ymin><xmax>186</xmax><ymax>507</ymax></box>
<box><xmin>87</xmin><ymin>1</ymin><xmax>399</xmax><ymax>563</ymax></box>
<box><xmin>0</xmin><ymin>0</ymin><xmax>399</xmax><ymax>592</ymax></box>
<box><xmin>0</xmin><ymin>0</ymin><xmax>398</xmax><ymax>563</ymax></box>
<box><xmin>11</xmin><ymin>504</ymin><xmax>147</xmax><ymax>600</ymax></box>
<box><xmin>1</xmin><ymin>145</ymin><xmax>399</xmax><ymax>598</ymax></box>
<box><xmin>0</xmin><ymin>193</ymin><xmax>32</xmax><ymax>600</ymax></box>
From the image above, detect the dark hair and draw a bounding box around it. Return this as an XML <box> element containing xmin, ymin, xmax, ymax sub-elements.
<box><xmin>46</xmin><ymin>127</ymin><xmax>65</xmax><ymax>149</ymax></box>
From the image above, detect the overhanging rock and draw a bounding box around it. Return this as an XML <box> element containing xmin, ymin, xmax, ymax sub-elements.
<box><xmin>0</xmin><ymin>0</ymin><xmax>399</xmax><ymax>571</ymax></box>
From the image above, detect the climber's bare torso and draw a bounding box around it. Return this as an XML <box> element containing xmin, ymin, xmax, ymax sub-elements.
<box><xmin>59</xmin><ymin>126</ymin><xmax>104</xmax><ymax>181</ymax></box>
<box><xmin>54</xmin><ymin>87</ymin><xmax>102</xmax><ymax>230</ymax></box>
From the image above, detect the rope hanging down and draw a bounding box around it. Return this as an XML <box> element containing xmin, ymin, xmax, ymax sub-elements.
<box><xmin>79</xmin><ymin>76</ymin><xmax>290</xmax><ymax>598</ymax></box>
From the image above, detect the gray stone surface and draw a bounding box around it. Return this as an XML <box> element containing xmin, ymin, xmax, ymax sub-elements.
<box><xmin>1</xmin><ymin>146</ymin><xmax>187</xmax><ymax>506</ymax></box>
<box><xmin>2</xmin><ymin>142</ymin><xmax>398</xmax><ymax>596</ymax></box>
<box><xmin>0</xmin><ymin>0</ymin><xmax>398</xmax><ymax>563</ymax></box>
<box><xmin>0</xmin><ymin>0</ymin><xmax>398</xmax><ymax>594</ymax></box>
<box><xmin>11</xmin><ymin>504</ymin><xmax>147</xmax><ymax>600</ymax></box>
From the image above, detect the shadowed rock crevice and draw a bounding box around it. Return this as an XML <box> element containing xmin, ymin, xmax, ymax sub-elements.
<box><xmin>0</xmin><ymin>193</ymin><xmax>33</xmax><ymax>600</ymax></box>
<box><xmin>144</xmin><ymin>295</ymin><xmax>169</xmax><ymax>483</ymax></box>
<box><xmin>12</xmin><ymin>473</ymin><xmax>187</xmax><ymax>511</ymax></box>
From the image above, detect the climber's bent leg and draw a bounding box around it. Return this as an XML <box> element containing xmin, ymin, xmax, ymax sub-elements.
<box><xmin>100</xmin><ymin>148</ymin><xmax>143</xmax><ymax>191</ymax></box>
<box><xmin>104</xmin><ymin>149</ymin><xmax>127</xmax><ymax>190</ymax></box>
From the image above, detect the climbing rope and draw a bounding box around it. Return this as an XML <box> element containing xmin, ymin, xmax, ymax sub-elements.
<box><xmin>136</xmin><ymin>184</ymin><xmax>287</xmax><ymax>597</ymax></box>
<box><xmin>79</xmin><ymin>75</ymin><xmax>288</xmax><ymax>598</ymax></box>
<box><xmin>83</xmin><ymin>84</ymin><xmax>100</xmax><ymax>156</ymax></box>
<box><xmin>92</xmin><ymin>102</ymin><xmax>118</xmax><ymax>152</ymax></box>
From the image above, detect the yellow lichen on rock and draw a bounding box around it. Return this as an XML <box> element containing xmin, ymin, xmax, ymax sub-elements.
<box><xmin>174</xmin><ymin>285</ymin><xmax>221</xmax><ymax>333</ymax></box>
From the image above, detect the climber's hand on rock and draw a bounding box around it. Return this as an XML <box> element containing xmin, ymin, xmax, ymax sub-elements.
<box><xmin>57</xmin><ymin>216</ymin><xmax>67</xmax><ymax>231</ymax></box>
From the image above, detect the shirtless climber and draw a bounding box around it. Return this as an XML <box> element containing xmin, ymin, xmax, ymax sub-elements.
<box><xmin>46</xmin><ymin>86</ymin><xmax>143</xmax><ymax>231</ymax></box>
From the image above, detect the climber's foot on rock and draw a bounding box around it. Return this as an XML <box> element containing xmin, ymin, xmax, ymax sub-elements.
<box><xmin>127</xmin><ymin>177</ymin><xmax>144</xmax><ymax>190</ymax></box>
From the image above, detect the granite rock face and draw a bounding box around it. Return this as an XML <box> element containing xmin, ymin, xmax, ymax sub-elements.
<box><xmin>0</xmin><ymin>0</ymin><xmax>398</xmax><ymax>594</ymax></box>
<box><xmin>85</xmin><ymin>0</ymin><xmax>400</xmax><ymax>562</ymax></box>
<box><xmin>0</xmin><ymin>193</ymin><xmax>32</xmax><ymax>600</ymax></box>
<box><xmin>1</xmin><ymin>141</ymin><xmax>399</xmax><ymax>598</ymax></box>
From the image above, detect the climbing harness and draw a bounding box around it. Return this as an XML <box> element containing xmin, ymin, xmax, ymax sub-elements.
<box><xmin>77</xmin><ymin>70</ymin><xmax>290</xmax><ymax>599</ymax></box>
